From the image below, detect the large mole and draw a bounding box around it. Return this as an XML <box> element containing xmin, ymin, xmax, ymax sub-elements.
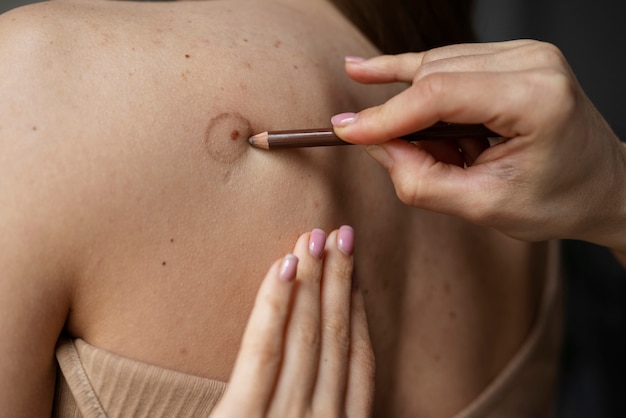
<box><xmin>204</xmin><ymin>112</ymin><xmax>252</xmax><ymax>164</ymax></box>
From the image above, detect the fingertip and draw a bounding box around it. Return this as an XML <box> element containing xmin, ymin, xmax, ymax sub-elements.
<box><xmin>331</xmin><ymin>112</ymin><xmax>358</xmax><ymax>128</ymax></box>
<box><xmin>331</xmin><ymin>110</ymin><xmax>379</xmax><ymax>145</ymax></box>
<box><xmin>308</xmin><ymin>228</ymin><xmax>327</xmax><ymax>259</ymax></box>
<box><xmin>337</xmin><ymin>225</ymin><xmax>355</xmax><ymax>256</ymax></box>
<box><xmin>344</xmin><ymin>55</ymin><xmax>366</xmax><ymax>64</ymax></box>
<box><xmin>331</xmin><ymin>113</ymin><xmax>370</xmax><ymax>145</ymax></box>
<box><xmin>279</xmin><ymin>254</ymin><xmax>298</xmax><ymax>282</ymax></box>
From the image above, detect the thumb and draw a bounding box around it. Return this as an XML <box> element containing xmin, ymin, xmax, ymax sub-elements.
<box><xmin>367</xmin><ymin>140</ymin><xmax>496</xmax><ymax>219</ymax></box>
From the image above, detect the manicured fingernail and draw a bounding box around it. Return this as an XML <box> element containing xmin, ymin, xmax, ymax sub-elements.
<box><xmin>279</xmin><ymin>254</ymin><xmax>298</xmax><ymax>282</ymax></box>
<box><xmin>337</xmin><ymin>225</ymin><xmax>354</xmax><ymax>255</ymax></box>
<box><xmin>331</xmin><ymin>112</ymin><xmax>358</xmax><ymax>127</ymax></box>
<box><xmin>345</xmin><ymin>56</ymin><xmax>366</xmax><ymax>64</ymax></box>
<box><xmin>308</xmin><ymin>228</ymin><xmax>327</xmax><ymax>259</ymax></box>
<box><xmin>366</xmin><ymin>145</ymin><xmax>393</xmax><ymax>169</ymax></box>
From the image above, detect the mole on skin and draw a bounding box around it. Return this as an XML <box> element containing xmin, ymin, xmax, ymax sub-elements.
<box><xmin>204</xmin><ymin>112</ymin><xmax>252</xmax><ymax>164</ymax></box>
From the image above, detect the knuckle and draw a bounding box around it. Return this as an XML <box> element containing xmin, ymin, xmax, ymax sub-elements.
<box><xmin>394</xmin><ymin>184</ymin><xmax>416</xmax><ymax>207</ymax></box>
<box><xmin>262</xmin><ymin>292</ymin><xmax>284</xmax><ymax>315</ymax></box>
<box><xmin>544</xmin><ymin>68</ymin><xmax>577</xmax><ymax>101</ymax></box>
<box><xmin>294</xmin><ymin>320</ymin><xmax>320</xmax><ymax>348</ymax></box>
<box><xmin>391</xmin><ymin>174</ymin><xmax>421</xmax><ymax>207</ymax></box>
<box><xmin>421</xmin><ymin>46</ymin><xmax>444</xmax><ymax>64</ymax></box>
<box><xmin>247</xmin><ymin>340</ymin><xmax>282</xmax><ymax>367</ymax></box>
<box><xmin>323</xmin><ymin>319</ymin><xmax>350</xmax><ymax>351</ymax></box>
<box><xmin>527</xmin><ymin>41</ymin><xmax>568</xmax><ymax>68</ymax></box>
<box><xmin>413</xmin><ymin>60</ymin><xmax>436</xmax><ymax>82</ymax></box>
<box><xmin>527</xmin><ymin>68</ymin><xmax>578</xmax><ymax>120</ymax></box>
<box><xmin>419</xmin><ymin>72</ymin><xmax>447</xmax><ymax>104</ymax></box>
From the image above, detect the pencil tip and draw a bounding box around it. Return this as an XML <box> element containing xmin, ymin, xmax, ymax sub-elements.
<box><xmin>248</xmin><ymin>131</ymin><xmax>270</xmax><ymax>149</ymax></box>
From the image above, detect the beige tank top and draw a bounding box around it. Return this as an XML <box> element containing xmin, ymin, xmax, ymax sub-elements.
<box><xmin>54</xmin><ymin>242</ymin><xmax>562</xmax><ymax>418</ymax></box>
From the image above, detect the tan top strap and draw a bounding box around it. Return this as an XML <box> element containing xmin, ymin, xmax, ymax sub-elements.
<box><xmin>54</xmin><ymin>338</ymin><xmax>226</xmax><ymax>417</ymax></box>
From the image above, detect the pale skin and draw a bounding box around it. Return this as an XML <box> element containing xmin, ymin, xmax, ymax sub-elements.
<box><xmin>0</xmin><ymin>1</ymin><xmax>554</xmax><ymax>417</ymax></box>
<box><xmin>332</xmin><ymin>40</ymin><xmax>626</xmax><ymax>268</ymax></box>
<box><xmin>210</xmin><ymin>227</ymin><xmax>375</xmax><ymax>417</ymax></box>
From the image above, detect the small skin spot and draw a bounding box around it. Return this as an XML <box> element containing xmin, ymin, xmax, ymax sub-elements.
<box><xmin>204</xmin><ymin>112</ymin><xmax>252</xmax><ymax>164</ymax></box>
<box><xmin>162</xmin><ymin>261</ymin><xmax>167</xmax><ymax>266</ymax></box>
<box><xmin>32</xmin><ymin>126</ymin><xmax>37</xmax><ymax>131</ymax></box>
<box><xmin>273</xmin><ymin>39</ymin><xmax>281</xmax><ymax>48</ymax></box>
<box><xmin>170</xmin><ymin>238</ymin><xmax>174</xmax><ymax>243</ymax></box>
<box><xmin>185</xmin><ymin>54</ymin><xmax>190</xmax><ymax>58</ymax></box>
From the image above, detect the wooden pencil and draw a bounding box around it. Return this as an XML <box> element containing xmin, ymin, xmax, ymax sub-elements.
<box><xmin>248</xmin><ymin>122</ymin><xmax>498</xmax><ymax>150</ymax></box>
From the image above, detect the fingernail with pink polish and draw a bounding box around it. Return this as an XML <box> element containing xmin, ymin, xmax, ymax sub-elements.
<box><xmin>279</xmin><ymin>254</ymin><xmax>298</xmax><ymax>282</ymax></box>
<box><xmin>345</xmin><ymin>56</ymin><xmax>366</xmax><ymax>64</ymax></box>
<box><xmin>337</xmin><ymin>225</ymin><xmax>355</xmax><ymax>255</ymax></box>
<box><xmin>331</xmin><ymin>112</ymin><xmax>358</xmax><ymax>128</ymax></box>
<box><xmin>309</xmin><ymin>228</ymin><xmax>327</xmax><ymax>259</ymax></box>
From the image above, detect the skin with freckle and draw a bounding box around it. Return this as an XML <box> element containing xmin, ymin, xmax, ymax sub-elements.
<box><xmin>0</xmin><ymin>1</ymin><xmax>558</xmax><ymax>417</ymax></box>
<box><xmin>204</xmin><ymin>112</ymin><xmax>251</xmax><ymax>164</ymax></box>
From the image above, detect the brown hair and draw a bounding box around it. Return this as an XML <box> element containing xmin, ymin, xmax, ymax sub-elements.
<box><xmin>328</xmin><ymin>0</ymin><xmax>476</xmax><ymax>54</ymax></box>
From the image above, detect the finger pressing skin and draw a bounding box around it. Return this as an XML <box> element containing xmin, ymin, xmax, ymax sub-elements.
<box><xmin>312</xmin><ymin>226</ymin><xmax>354</xmax><ymax>413</ymax></box>
<box><xmin>268</xmin><ymin>230</ymin><xmax>326</xmax><ymax>415</ymax></box>
<box><xmin>344</xmin><ymin>288</ymin><xmax>375</xmax><ymax>418</ymax></box>
<box><xmin>214</xmin><ymin>255</ymin><xmax>298</xmax><ymax>416</ymax></box>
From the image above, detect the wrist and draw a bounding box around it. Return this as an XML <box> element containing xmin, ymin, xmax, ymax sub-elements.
<box><xmin>581</xmin><ymin>140</ymin><xmax>626</xmax><ymax>254</ymax></box>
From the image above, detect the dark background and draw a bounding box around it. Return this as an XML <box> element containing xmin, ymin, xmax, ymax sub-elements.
<box><xmin>474</xmin><ymin>2</ymin><xmax>626</xmax><ymax>417</ymax></box>
<box><xmin>2</xmin><ymin>0</ymin><xmax>625</xmax><ymax>416</ymax></box>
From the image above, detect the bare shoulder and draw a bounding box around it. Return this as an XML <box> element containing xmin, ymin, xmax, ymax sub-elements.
<box><xmin>0</xmin><ymin>4</ymin><xmax>77</xmax><ymax>416</ymax></box>
<box><xmin>0</xmin><ymin>0</ymin><xmax>391</xmax><ymax>385</ymax></box>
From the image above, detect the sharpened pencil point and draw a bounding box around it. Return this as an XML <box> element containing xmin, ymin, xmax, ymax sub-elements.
<box><xmin>247</xmin><ymin>132</ymin><xmax>270</xmax><ymax>149</ymax></box>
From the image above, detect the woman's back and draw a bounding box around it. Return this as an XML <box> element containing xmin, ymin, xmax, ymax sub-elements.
<box><xmin>0</xmin><ymin>0</ymin><xmax>558</xmax><ymax>416</ymax></box>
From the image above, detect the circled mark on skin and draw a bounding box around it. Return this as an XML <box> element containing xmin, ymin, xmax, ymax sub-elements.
<box><xmin>204</xmin><ymin>112</ymin><xmax>252</xmax><ymax>164</ymax></box>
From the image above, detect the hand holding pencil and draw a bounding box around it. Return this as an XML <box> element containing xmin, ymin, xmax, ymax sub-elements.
<box><xmin>331</xmin><ymin>40</ymin><xmax>626</xmax><ymax>260</ymax></box>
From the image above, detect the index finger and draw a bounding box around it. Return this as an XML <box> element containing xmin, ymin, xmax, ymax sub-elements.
<box><xmin>217</xmin><ymin>255</ymin><xmax>298</xmax><ymax>414</ymax></box>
